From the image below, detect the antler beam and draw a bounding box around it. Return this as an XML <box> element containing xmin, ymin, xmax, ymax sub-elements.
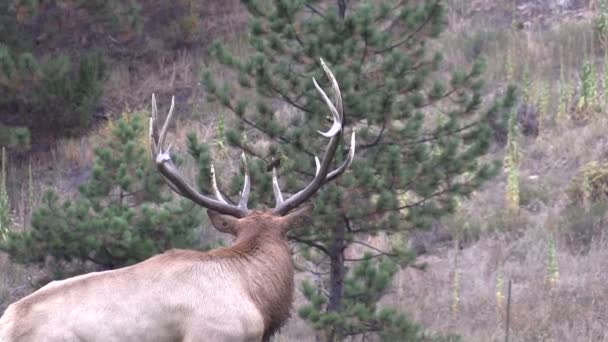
<box><xmin>271</xmin><ymin>59</ymin><xmax>356</xmax><ymax>216</ymax></box>
<box><xmin>149</xmin><ymin>94</ymin><xmax>249</xmax><ymax>218</ymax></box>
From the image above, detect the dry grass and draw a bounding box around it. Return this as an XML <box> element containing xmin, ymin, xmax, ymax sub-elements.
<box><xmin>59</xmin><ymin>137</ymin><xmax>95</xmax><ymax>170</ymax></box>
<box><xmin>383</xmin><ymin>105</ymin><xmax>608</xmax><ymax>340</ymax></box>
<box><xmin>0</xmin><ymin>254</ymin><xmax>40</xmax><ymax>315</ymax></box>
<box><xmin>103</xmin><ymin>49</ymin><xmax>201</xmax><ymax>116</ymax></box>
<box><xmin>392</xmin><ymin>232</ymin><xmax>608</xmax><ymax>341</ymax></box>
<box><xmin>443</xmin><ymin>0</ymin><xmax>599</xmax><ymax>101</ymax></box>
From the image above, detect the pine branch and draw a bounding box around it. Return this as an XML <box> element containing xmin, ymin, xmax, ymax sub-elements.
<box><xmin>359</xmin><ymin>115</ymin><xmax>387</xmax><ymax>149</ymax></box>
<box><xmin>375</xmin><ymin>0</ymin><xmax>442</xmax><ymax>54</ymax></box>
<box><xmin>360</xmin><ymin>118</ymin><xmax>482</xmax><ymax>151</ymax></box>
<box><xmin>305</xmin><ymin>4</ymin><xmax>326</xmax><ymax>19</ymax></box>
<box><xmin>289</xmin><ymin>235</ymin><xmax>330</xmax><ymax>255</ymax></box>
<box><xmin>283</xmin><ymin>5</ymin><xmax>306</xmax><ymax>48</ymax></box>
<box><xmin>349</xmin><ymin>240</ymin><xmax>397</xmax><ymax>257</ymax></box>
<box><xmin>223</xmin><ymin>98</ymin><xmax>316</xmax><ymax>157</ymax></box>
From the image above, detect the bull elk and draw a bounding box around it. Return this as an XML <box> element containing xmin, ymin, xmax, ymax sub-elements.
<box><xmin>0</xmin><ymin>59</ymin><xmax>355</xmax><ymax>342</ymax></box>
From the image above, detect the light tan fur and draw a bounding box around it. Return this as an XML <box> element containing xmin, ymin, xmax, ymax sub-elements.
<box><xmin>0</xmin><ymin>207</ymin><xmax>311</xmax><ymax>342</ymax></box>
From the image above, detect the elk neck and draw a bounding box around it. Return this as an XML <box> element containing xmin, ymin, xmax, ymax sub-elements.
<box><xmin>213</xmin><ymin>217</ymin><xmax>295</xmax><ymax>339</ymax></box>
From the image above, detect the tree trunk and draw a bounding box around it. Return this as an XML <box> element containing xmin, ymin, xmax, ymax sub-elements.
<box><xmin>326</xmin><ymin>223</ymin><xmax>346</xmax><ymax>341</ymax></box>
<box><xmin>337</xmin><ymin>0</ymin><xmax>347</xmax><ymax>18</ymax></box>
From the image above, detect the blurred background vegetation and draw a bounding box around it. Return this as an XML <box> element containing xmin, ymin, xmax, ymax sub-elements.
<box><xmin>1</xmin><ymin>0</ymin><xmax>608</xmax><ymax>341</ymax></box>
<box><xmin>0</xmin><ymin>0</ymin><xmax>244</xmax><ymax>139</ymax></box>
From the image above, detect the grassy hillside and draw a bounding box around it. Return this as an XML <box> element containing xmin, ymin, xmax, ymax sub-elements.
<box><xmin>387</xmin><ymin>1</ymin><xmax>608</xmax><ymax>340</ymax></box>
<box><xmin>2</xmin><ymin>1</ymin><xmax>608</xmax><ymax>340</ymax></box>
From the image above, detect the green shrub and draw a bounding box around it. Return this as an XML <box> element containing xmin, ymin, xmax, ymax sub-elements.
<box><xmin>567</xmin><ymin>161</ymin><xmax>608</xmax><ymax>206</ymax></box>
<box><xmin>577</xmin><ymin>60</ymin><xmax>598</xmax><ymax>113</ymax></box>
<box><xmin>443</xmin><ymin>213</ymin><xmax>484</xmax><ymax>245</ymax></box>
<box><xmin>0</xmin><ymin>47</ymin><xmax>106</xmax><ymax>131</ymax></box>
<box><xmin>0</xmin><ymin>112</ymin><xmax>204</xmax><ymax>274</ymax></box>
<box><xmin>519</xmin><ymin>177</ymin><xmax>550</xmax><ymax>208</ymax></box>
<box><xmin>0</xmin><ymin>148</ymin><xmax>8</xmax><ymax>241</ymax></box>
<box><xmin>563</xmin><ymin>161</ymin><xmax>608</xmax><ymax>253</ymax></box>
<box><xmin>560</xmin><ymin>202</ymin><xmax>607</xmax><ymax>254</ymax></box>
<box><xmin>0</xmin><ymin>124</ymin><xmax>30</xmax><ymax>150</ymax></box>
<box><xmin>0</xmin><ymin>0</ymin><xmax>139</xmax><ymax>135</ymax></box>
<box><xmin>595</xmin><ymin>0</ymin><xmax>608</xmax><ymax>47</ymax></box>
<box><xmin>485</xmin><ymin>209</ymin><xmax>528</xmax><ymax>235</ymax></box>
<box><xmin>77</xmin><ymin>0</ymin><xmax>142</xmax><ymax>36</ymax></box>
<box><xmin>461</xmin><ymin>28</ymin><xmax>509</xmax><ymax>63</ymax></box>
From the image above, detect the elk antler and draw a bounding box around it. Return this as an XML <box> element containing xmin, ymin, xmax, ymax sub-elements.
<box><xmin>271</xmin><ymin>59</ymin><xmax>356</xmax><ymax>216</ymax></box>
<box><xmin>150</xmin><ymin>95</ymin><xmax>250</xmax><ymax>218</ymax></box>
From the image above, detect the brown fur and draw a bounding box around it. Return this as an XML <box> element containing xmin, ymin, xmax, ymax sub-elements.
<box><xmin>0</xmin><ymin>206</ymin><xmax>312</xmax><ymax>342</ymax></box>
<box><xmin>206</xmin><ymin>210</ymin><xmax>305</xmax><ymax>340</ymax></box>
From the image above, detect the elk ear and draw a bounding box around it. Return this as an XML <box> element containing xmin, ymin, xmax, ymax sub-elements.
<box><xmin>207</xmin><ymin>210</ymin><xmax>240</xmax><ymax>235</ymax></box>
<box><xmin>280</xmin><ymin>203</ymin><xmax>313</xmax><ymax>233</ymax></box>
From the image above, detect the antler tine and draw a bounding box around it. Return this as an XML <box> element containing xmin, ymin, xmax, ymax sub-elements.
<box><xmin>272</xmin><ymin>167</ymin><xmax>284</xmax><ymax>206</ymax></box>
<box><xmin>326</xmin><ymin>131</ymin><xmax>356</xmax><ymax>183</ymax></box>
<box><xmin>313</xmin><ymin>77</ymin><xmax>342</xmax><ymax>138</ymax></box>
<box><xmin>320</xmin><ymin>58</ymin><xmax>343</xmax><ymax>118</ymax></box>
<box><xmin>272</xmin><ymin>58</ymin><xmax>353</xmax><ymax>216</ymax></box>
<box><xmin>150</xmin><ymin>94</ymin><xmax>159</xmax><ymax>159</ymax></box>
<box><xmin>237</xmin><ymin>152</ymin><xmax>250</xmax><ymax>210</ymax></box>
<box><xmin>159</xmin><ymin>96</ymin><xmax>175</xmax><ymax>152</ymax></box>
<box><xmin>150</xmin><ymin>94</ymin><xmax>188</xmax><ymax>198</ymax></box>
<box><xmin>210</xmin><ymin>163</ymin><xmax>228</xmax><ymax>204</ymax></box>
<box><xmin>149</xmin><ymin>95</ymin><xmax>248</xmax><ymax>218</ymax></box>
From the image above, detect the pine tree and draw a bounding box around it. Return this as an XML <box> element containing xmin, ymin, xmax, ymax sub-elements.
<box><xmin>203</xmin><ymin>1</ymin><xmax>515</xmax><ymax>340</ymax></box>
<box><xmin>0</xmin><ymin>0</ymin><xmax>137</xmax><ymax>132</ymax></box>
<box><xmin>0</xmin><ymin>112</ymin><xmax>204</xmax><ymax>275</ymax></box>
<box><xmin>299</xmin><ymin>254</ymin><xmax>422</xmax><ymax>340</ymax></box>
